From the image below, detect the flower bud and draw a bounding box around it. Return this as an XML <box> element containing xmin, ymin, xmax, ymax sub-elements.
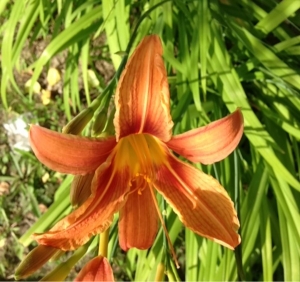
<box><xmin>74</xmin><ymin>256</ymin><xmax>114</xmax><ymax>281</ymax></box>
<box><xmin>70</xmin><ymin>173</ymin><xmax>94</xmax><ymax>207</ymax></box>
<box><xmin>104</xmin><ymin>108</ymin><xmax>116</xmax><ymax>136</ymax></box>
<box><xmin>62</xmin><ymin>108</ymin><xmax>94</xmax><ymax>135</ymax></box>
<box><xmin>92</xmin><ymin>109</ymin><xmax>108</xmax><ymax>136</ymax></box>
<box><xmin>15</xmin><ymin>245</ymin><xmax>60</xmax><ymax>280</ymax></box>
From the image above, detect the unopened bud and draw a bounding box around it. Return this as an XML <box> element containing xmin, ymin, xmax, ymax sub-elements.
<box><xmin>105</xmin><ymin>108</ymin><xmax>116</xmax><ymax>135</ymax></box>
<box><xmin>70</xmin><ymin>173</ymin><xmax>94</xmax><ymax>207</ymax></box>
<box><xmin>15</xmin><ymin>245</ymin><xmax>60</xmax><ymax>280</ymax></box>
<box><xmin>62</xmin><ymin>108</ymin><xmax>94</xmax><ymax>135</ymax></box>
<box><xmin>92</xmin><ymin>110</ymin><xmax>108</xmax><ymax>136</ymax></box>
<box><xmin>47</xmin><ymin>67</ymin><xmax>61</xmax><ymax>87</ymax></box>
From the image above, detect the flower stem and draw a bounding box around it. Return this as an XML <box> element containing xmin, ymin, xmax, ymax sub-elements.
<box><xmin>99</xmin><ymin>227</ymin><xmax>110</xmax><ymax>258</ymax></box>
<box><xmin>154</xmin><ymin>262</ymin><xmax>165</xmax><ymax>281</ymax></box>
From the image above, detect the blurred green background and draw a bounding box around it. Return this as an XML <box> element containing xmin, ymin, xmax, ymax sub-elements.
<box><xmin>0</xmin><ymin>0</ymin><xmax>299</xmax><ymax>280</ymax></box>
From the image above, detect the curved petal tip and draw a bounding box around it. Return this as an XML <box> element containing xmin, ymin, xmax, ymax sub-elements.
<box><xmin>167</xmin><ymin>109</ymin><xmax>244</xmax><ymax>164</ymax></box>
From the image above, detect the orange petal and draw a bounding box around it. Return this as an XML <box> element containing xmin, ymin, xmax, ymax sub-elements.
<box><xmin>74</xmin><ymin>256</ymin><xmax>114</xmax><ymax>282</ymax></box>
<box><xmin>30</xmin><ymin>125</ymin><xmax>116</xmax><ymax>174</ymax></box>
<box><xmin>33</xmin><ymin>155</ymin><xmax>130</xmax><ymax>250</ymax></box>
<box><xmin>154</xmin><ymin>152</ymin><xmax>240</xmax><ymax>249</ymax></box>
<box><xmin>167</xmin><ymin>109</ymin><xmax>243</xmax><ymax>164</ymax></box>
<box><xmin>119</xmin><ymin>182</ymin><xmax>158</xmax><ymax>251</ymax></box>
<box><xmin>114</xmin><ymin>35</ymin><xmax>173</xmax><ymax>142</ymax></box>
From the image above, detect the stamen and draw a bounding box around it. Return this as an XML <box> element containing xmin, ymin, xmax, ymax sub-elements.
<box><xmin>124</xmin><ymin>175</ymin><xmax>148</xmax><ymax>198</ymax></box>
<box><xmin>149</xmin><ymin>185</ymin><xmax>179</xmax><ymax>269</ymax></box>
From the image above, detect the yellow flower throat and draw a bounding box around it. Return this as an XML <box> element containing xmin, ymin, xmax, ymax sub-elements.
<box><xmin>115</xmin><ymin>134</ymin><xmax>166</xmax><ymax>193</ymax></box>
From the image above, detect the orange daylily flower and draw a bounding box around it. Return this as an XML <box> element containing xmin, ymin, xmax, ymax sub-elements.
<box><xmin>74</xmin><ymin>256</ymin><xmax>114</xmax><ymax>282</ymax></box>
<box><xmin>30</xmin><ymin>35</ymin><xmax>243</xmax><ymax>252</ymax></box>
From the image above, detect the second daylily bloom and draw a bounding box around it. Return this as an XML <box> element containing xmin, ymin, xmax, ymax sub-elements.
<box><xmin>74</xmin><ymin>256</ymin><xmax>114</xmax><ymax>281</ymax></box>
<box><xmin>30</xmin><ymin>35</ymin><xmax>243</xmax><ymax>252</ymax></box>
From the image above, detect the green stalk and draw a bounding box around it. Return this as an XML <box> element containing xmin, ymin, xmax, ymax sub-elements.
<box><xmin>233</xmin><ymin>150</ymin><xmax>245</xmax><ymax>281</ymax></box>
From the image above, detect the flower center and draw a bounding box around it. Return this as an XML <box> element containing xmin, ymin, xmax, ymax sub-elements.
<box><xmin>114</xmin><ymin>133</ymin><xmax>166</xmax><ymax>183</ymax></box>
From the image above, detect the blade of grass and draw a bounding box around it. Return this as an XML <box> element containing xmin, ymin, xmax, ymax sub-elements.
<box><xmin>1</xmin><ymin>0</ymin><xmax>24</xmax><ymax>107</ymax></box>
<box><xmin>240</xmin><ymin>159</ymin><xmax>269</xmax><ymax>265</ymax></box>
<box><xmin>185</xmin><ymin>229</ymin><xmax>200</xmax><ymax>281</ymax></box>
<box><xmin>115</xmin><ymin>0</ymin><xmax>130</xmax><ymax>51</ymax></box>
<box><xmin>277</xmin><ymin>201</ymin><xmax>300</xmax><ymax>281</ymax></box>
<box><xmin>274</xmin><ymin>35</ymin><xmax>300</xmax><ymax>52</ymax></box>
<box><xmin>199</xmin><ymin>0</ymin><xmax>208</xmax><ymax>100</ymax></box>
<box><xmin>0</xmin><ymin>0</ymin><xmax>9</xmax><ymax>15</ymax></box>
<box><xmin>255</xmin><ymin>0</ymin><xmax>300</xmax><ymax>35</ymax></box>
<box><xmin>260</xmin><ymin>196</ymin><xmax>273</xmax><ymax>281</ymax></box>
<box><xmin>203</xmin><ymin>241</ymin><xmax>219</xmax><ymax>281</ymax></box>
<box><xmin>102</xmin><ymin>0</ymin><xmax>125</xmax><ymax>70</ymax></box>
<box><xmin>269</xmin><ymin>175</ymin><xmax>300</xmax><ymax>245</ymax></box>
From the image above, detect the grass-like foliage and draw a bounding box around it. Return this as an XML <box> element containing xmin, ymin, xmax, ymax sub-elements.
<box><xmin>0</xmin><ymin>0</ymin><xmax>299</xmax><ymax>280</ymax></box>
